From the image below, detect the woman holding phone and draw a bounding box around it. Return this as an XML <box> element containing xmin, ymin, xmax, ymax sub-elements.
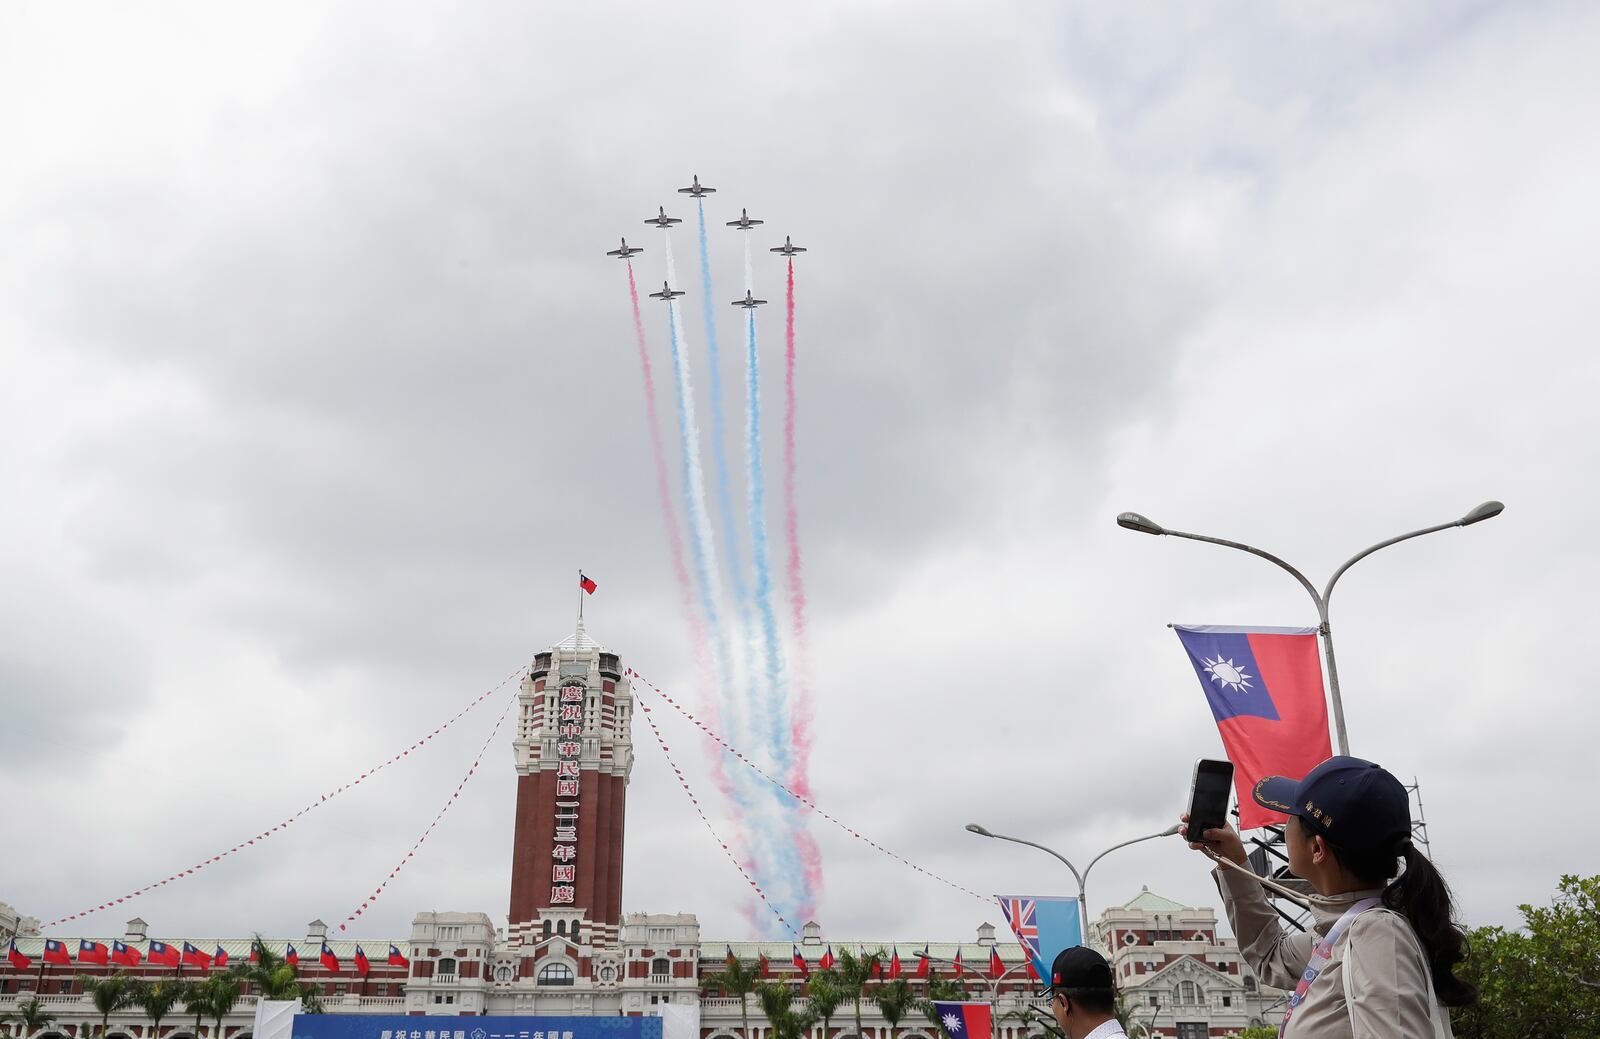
<box><xmin>1186</xmin><ymin>755</ymin><xmax>1474</xmax><ymax>1037</ymax></box>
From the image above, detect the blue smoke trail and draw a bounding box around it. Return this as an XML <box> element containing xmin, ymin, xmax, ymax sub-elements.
<box><xmin>667</xmin><ymin>234</ymin><xmax>804</xmax><ymax>929</ymax></box>
<box><xmin>697</xmin><ymin>201</ymin><xmax>763</xmax><ymax>754</ymax></box>
<box><xmin>744</xmin><ymin>300</ymin><xmax>792</xmax><ymax>762</ymax></box>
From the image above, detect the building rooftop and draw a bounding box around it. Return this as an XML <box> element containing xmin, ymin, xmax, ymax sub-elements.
<box><xmin>1121</xmin><ymin>886</ymin><xmax>1191</xmax><ymax>912</ymax></box>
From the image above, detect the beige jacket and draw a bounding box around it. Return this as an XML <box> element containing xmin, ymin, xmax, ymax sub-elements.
<box><xmin>1214</xmin><ymin>864</ymin><xmax>1450</xmax><ymax>1038</ymax></box>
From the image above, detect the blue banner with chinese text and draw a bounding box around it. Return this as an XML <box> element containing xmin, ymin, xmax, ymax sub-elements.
<box><xmin>291</xmin><ymin>1016</ymin><xmax>663</xmax><ymax>1039</ymax></box>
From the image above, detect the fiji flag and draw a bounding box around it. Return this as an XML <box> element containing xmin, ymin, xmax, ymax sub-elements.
<box><xmin>1175</xmin><ymin>625</ymin><xmax>1333</xmax><ymax>829</ymax></box>
<box><xmin>932</xmin><ymin>1002</ymin><xmax>993</xmax><ymax>1039</ymax></box>
<box><xmin>997</xmin><ymin>895</ymin><xmax>1081</xmax><ymax>983</ymax></box>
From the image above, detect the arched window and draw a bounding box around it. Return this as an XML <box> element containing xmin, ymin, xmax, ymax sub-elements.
<box><xmin>557</xmin><ymin>920</ymin><xmax>567</xmax><ymax>936</ymax></box>
<box><xmin>1178</xmin><ymin>981</ymin><xmax>1195</xmax><ymax>1004</ymax></box>
<box><xmin>571</xmin><ymin>921</ymin><xmax>582</xmax><ymax>943</ymax></box>
<box><xmin>543</xmin><ymin>921</ymin><xmax>552</xmax><ymax>939</ymax></box>
<box><xmin>538</xmin><ymin>963</ymin><xmax>575</xmax><ymax>987</ymax></box>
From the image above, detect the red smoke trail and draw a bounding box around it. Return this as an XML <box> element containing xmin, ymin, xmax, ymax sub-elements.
<box><xmin>627</xmin><ymin>263</ymin><xmax>735</xmax><ymax>802</ymax></box>
<box><xmin>783</xmin><ymin>258</ymin><xmax>825</xmax><ymax>902</ymax></box>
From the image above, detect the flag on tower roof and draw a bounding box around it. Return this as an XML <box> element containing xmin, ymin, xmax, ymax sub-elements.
<box><xmin>111</xmin><ymin>941</ymin><xmax>141</xmax><ymax>967</ymax></box>
<box><xmin>78</xmin><ymin>940</ymin><xmax>109</xmax><ymax>966</ymax></box>
<box><xmin>354</xmin><ymin>946</ymin><xmax>371</xmax><ymax>976</ymax></box>
<box><xmin>580</xmin><ymin>573</ymin><xmax>597</xmax><ymax>595</ymax></box>
<box><xmin>8</xmin><ymin>941</ymin><xmax>32</xmax><ymax>970</ymax></box>
<box><xmin>932</xmin><ymin>1002</ymin><xmax>993</xmax><ymax>1039</ymax></box>
<box><xmin>1174</xmin><ymin>625</ymin><xmax>1333</xmax><ymax>830</ymax></box>
<box><xmin>387</xmin><ymin>945</ymin><xmax>409</xmax><ymax>968</ymax></box>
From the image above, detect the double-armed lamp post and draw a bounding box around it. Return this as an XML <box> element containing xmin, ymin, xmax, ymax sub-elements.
<box><xmin>1115</xmin><ymin>500</ymin><xmax>1504</xmax><ymax>755</ymax></box>
<box><xmin>964</xmin><ymin>823</ymin><xmax>1182</xmax><ymax>948</ymax></box>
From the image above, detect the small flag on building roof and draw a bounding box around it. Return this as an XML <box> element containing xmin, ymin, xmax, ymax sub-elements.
<box><xmin>320</xmin><ymin>943</ymin><xmax>340</xmax><ymax>973</ymax></box>
<box><xmin>354</xmin><ymin>946</ymin><xmax>370</xmax><ymax>976</ymax></box>
<box><xmin>111</xmin><ymin>941</ymin><xmax>141</xmax><ymax>967</ymax></box>
<box><xmin>791</xmin><ymin>945</ymin><xmax>808</xmax><ymax>976</ymax></box>
<box><xmin>914</xmin><ymin>946</ymin><xmax>930</xmax><ymax>979</ymax></box>
<box><xmin>182</xmin><ymin>942</ymin><xmax>211</xmax><ymax>970</ymax></box>
<box><xmin>78</xmin><ymin>940</ymin><xmax>109</xmax><ymax>966</ymax></box>
<box><xmin>43</xmin><ymin>939</ymin><xmax>71</xmax><ymax>966</ymax></box>
<box><xmin>214</xmin><ymin>945</ymin><xmax>229</xmax><ymax>969</ymax></box>
<box><xmin>819</xmin><ymin>945</ymin><xmax>835</xmax><ymax>971</ymax></box>
<box><xmin>888</xmin><ymin>948</ymin><xmax>902</xmax><ymax>979</ymax></box>
<box><xmin>285</xmin><ymin>943</ymin><xmax>299</xmax><ymax>966</ymax></box>
<box><xmin>147</xmin><ymin>941</ymin><xmax>180</xmax><ymax>968</ymax></box>
<box><xmin>580</xmin><ymin>573</ymin><xmax>597</xmax><ymax>595</ymax></box>
<box><xmin>7</xmin><ymin>940</ymin><xmax>32</xmax><ymax>970</ymax></box>
<box><xmin>388</xmin><ymin>945</ymin><xmax>409</xmax><ymax>968</ymax></box>
<box><xmin>988</xmin><ymin>948</ymin><xmax>1003</xmax><ymax>978</ymax></box>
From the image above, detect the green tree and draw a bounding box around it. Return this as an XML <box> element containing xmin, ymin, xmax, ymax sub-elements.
<box><xmin>756</xmin><ymin>981</ymin><xmax>817</xmax><ymax>1039</ymax></box>
<box><xmin>2</xmin><ymin>997</ymin><xmax>56</xmax><ymax>1039</ymax></box>
<box><xmin>1226</xmin><ymin>1028</ymin><xmax>1277</xmax><ymax>1039</ymax></box>
<box><xmin>232</xmin><ymin>938</ymin><xmax>323</xmax><ymax>1013</ymax></box>
<box><xmin>78</xmin><ymin>972</ymin><xmax>137</xmax><ymax>1038</ymax></box>
<box><xmin>807</xmin><ymin>973</ymin><xmax>843</xmax><ymax>1039</ymax></box>
<box><xmin>831</xmin><ymin>948</ymin><xmax>881</xmax><ymax>1039</ymax></box>
<box><xmin>131</xmin><ymin>979</ymin><xmax>187</xmax><ymax>1038</ymax></box>
<box><xmin>918</xmin><ymin>978</ymin><xmax>971</xmax><ymax>1034</ymax></box>
<box><xmin>871</xmin><ymin>979</ymin><xmax>918</xmax><ymax>1034</ymax></box>
<box><xmin>182</xmin><ymin>975</ymin><xmax>242</xmax><ymax>1038</ymax></box>
<box><xmin>705</xmin><ymin>955</ymin><xmax>761</xmax><ymax>1039</ymax></box>
<box><xmin>1451</xmin><ymin>874</ymin><xmax>1600</xmax><ymax>1039</ymax></box>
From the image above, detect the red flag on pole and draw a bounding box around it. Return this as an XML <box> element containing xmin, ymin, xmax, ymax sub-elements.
<box><xmin>579</xmin><ymin>573</ymin><xmax>597</xmax><ymax>595</ymax></box>
<box><xmin>914</xmin><ymin>946</ymin><xmax>930</xmax><ymax>979</ymax></box>
<box><xmin>819</xmin><ymin>945</ymin><xmax>835</xmax><ymax>971</ymax></box>
<box><xmin>7</xmin><ymin>941</ymin><xmax>32</xmax><ymax>970</ymax></box>
<box><xmin>989</xmin><ymin>947</ymin><xmax>1004</xmax><ymax>978</ymax></box>
<box><xmin>888</xmin><ymin>949</ymin><xmax>902</xmax><ymax>979</ymax></box>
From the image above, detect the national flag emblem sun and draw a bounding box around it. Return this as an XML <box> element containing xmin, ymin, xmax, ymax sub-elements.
<box><xmin>999</xmin><ymin>898</ymin><xmax>1041</xmax><ymax>963</ymax></box>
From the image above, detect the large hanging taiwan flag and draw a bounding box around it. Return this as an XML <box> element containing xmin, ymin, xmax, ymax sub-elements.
<box><xmin>931</xmin><ymin>1002</ymin><xmax>993</xmax><ymax>1039</ymax></box>
<box><xmin>997</xmin><ymin>895</ymin><xmax>1081</xmax><ymax>983</ymax></box>
<box><xmin>1174</xmin><ymin>625</ymin><xmax>1333</xmax><ymax>830</ymax></box>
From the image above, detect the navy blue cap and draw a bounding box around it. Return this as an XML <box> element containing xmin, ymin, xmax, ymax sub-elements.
<box><xmin>1252</xmin><ymin>756</ymin><xmax>1411</xmax><ymax>853</ymax></box>
<box><xmin>1044</xmin><ymin>945</ymin><xmax>1114</xmax><ymax>996</ymax></box>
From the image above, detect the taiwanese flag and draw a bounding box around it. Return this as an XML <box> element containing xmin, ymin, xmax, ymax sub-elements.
<box><xmin>7</xmin><ymin>941</ymin><xmax>32</xmax><ymax>970</ymax></box>
<box><xmin>988</xmin><ymin>948</ymin><xmax>1003</xmax><ymax>978</ymax></box>
<box><xmin>111</xmin><ymin>941</ymin><xmax>141</xmax><ymax>967</ymax></box>
<box><xmin>932</xmin><ymin>1002</ymin><xmax>993</xmax><ymax>1039</ymax></box>
<box><xmin>249</xmin><ymin>940</ymin><xmax>263</xmax><ymax>964</ymax></box>
<box><xmin>182</xmin><ymin>942</ymin><xmax>211</xmax><ymax>970</ymax></box>
<box><xmin>285</xmin><ymin>944</ymin><xmax>299</xmax><ymax>967</ymax></box>
<box><xmin>1175</xmin><ymin>625</ymin><xmax>1333</xmax><ymax>830</ymax></box>
<box><xmin>951</xmin><ymin>948</ymin><xmax>964</xmax><ymax>977</ymax></box>
<box><xmin>819</xmin><ymin>945</ymin><xmax>835</xmax><ymax>971</ymax></box>
<box><xmin>354</xmin><ymin>946</ymin><xmax>371</xmax><ymax>976</ymax></box>
<box><xmin>757</xmin><ymin>952</ymin><xmax>769</xmax><ymax>978</ymax></box>
<box><xmin>320</xmin><ymin>943</ymin><xmax>340</xmax><ymax>973</ymax></box>
<box><xmin>579</xmin><ymin>573</ymin><xmax>597</xmax><ymax>595</ymax></box>
<box><xmin>914</xmin><ymin>946</ymin><xmax>930</xmax><ymax>979</ymax></box>
<box><xmin>791</xmin><ymin>946</ymin><xmax>808</xmax><ymax>977</ymax></box>
<box><xmin>887</xmin><ymin>949</ymin><xmax>902</xmax><ymax>980</ymax></box>
<box><xmin>865</xmin><ymin>949</ymin><xmax>882</xmax><ymax>979</ymax></box>
<box><xmin>147</xmin><ymin>941</ymin><xmax>180</xmax><ymax>968</ymax></box>
<box><xmin>214</xmin><ymin>946</ymin><xmax>230</xmax><ymax>969</ymax></box>
<box><xmin>43</xmin><ymin>939</ymin><xmax>71</xmax><ymax>966</ymax></box>
<box><xmin>78</xmin><ymin>940</ymin><xmax>110</xmax><ymax>966</ymax></box>
<box><xmin>387</xmin><ymin>945</ymin><xmax>409</xmax><ymax>968</ymax></box>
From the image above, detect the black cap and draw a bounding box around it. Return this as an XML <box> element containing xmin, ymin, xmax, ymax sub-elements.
<box><xmin>1252</xmin><ymin>755</ymin><xmax>1411</xmax><ymax>853</ymax></box>
<box><xmin>1044</xmin><ymin>945</ymin><xmax>1114</xmax><ymax>996</ymax></box>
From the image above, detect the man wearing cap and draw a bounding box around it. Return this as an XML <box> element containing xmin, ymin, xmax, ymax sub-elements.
<box><xmin>1046</xmin><ymin>946</ymin><xmax>1125</xmax><ymax>1039</ymax></box>
<box><xmin>1186</xmin><ymin>755</ymin><xmax>1471</xmax><ymax>1037</ymax></box>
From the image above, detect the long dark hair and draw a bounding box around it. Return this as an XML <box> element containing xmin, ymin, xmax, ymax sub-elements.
<box><xmin>1334</xmin><ymin>838</ymin><xmax>1477</xmax><ymax>1006</ymax></box>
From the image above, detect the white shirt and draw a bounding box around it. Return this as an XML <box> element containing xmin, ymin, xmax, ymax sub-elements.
<box><xmin>1082</xmin><ymin>1020</ymin><xmax>1128</xmax><ymax>1039</ymax></box>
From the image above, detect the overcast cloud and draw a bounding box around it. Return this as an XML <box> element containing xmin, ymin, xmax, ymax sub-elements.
<box><xmin>2</xmin><ymin>0</ymin><xmax>1597</xmax><ymax>946</ymax></box>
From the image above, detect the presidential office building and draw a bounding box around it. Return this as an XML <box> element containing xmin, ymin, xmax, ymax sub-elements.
<box><xmin>0</xmin><ymin>629</ymin><xmax>1287</xmax><ymax>1039</ymax></box>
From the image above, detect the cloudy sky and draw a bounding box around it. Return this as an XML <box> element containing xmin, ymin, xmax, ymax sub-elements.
<box><xmin>3</xmin><ymin>0</ymin><xmax>1598</xmax><ymax>948</ymax></box>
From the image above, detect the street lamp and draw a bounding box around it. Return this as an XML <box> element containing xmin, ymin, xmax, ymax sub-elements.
<box><xmin>1116</xmin><ymin>500</ymin><xmax>1504</xmax><ymax>755</ymax></box>
<box><xmin>965</xmin><ymin>823</ymin><xmax>1182</xmax><ymax>946</ymax></box>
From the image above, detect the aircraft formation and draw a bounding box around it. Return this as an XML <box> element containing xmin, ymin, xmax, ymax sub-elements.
<box><xmin>612</xmin><ymin>177</ymin><xmax>804</xmax><ymax>305</ymax></box>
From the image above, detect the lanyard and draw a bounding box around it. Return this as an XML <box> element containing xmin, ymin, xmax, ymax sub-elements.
<box><xmin>1279</xmin><ymin>896</ymin><xmax>1381</xmax><ymax>1037</ymax></box>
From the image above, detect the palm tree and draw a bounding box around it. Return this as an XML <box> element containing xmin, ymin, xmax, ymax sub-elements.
<box><xmin>705</xmin><ymin>955</ymin><xmax>761</xmax><ymax>1039</ymax></box>
<box><xmin>131</xmin><ymin>978</ymin><xmax>188</xmax><ymax>1038</ymax></box>
<box><xmin>182</xmin><ymin>976</ymin><xmax>241</xmax><ymax>1039</ymax></box>
<box><xmin>830</xmin><ymin>949</ymin><xmax>881</xmax><ymax>1039</ymax></box>
<box><xmin>807</xmin><ymin>974</ymin><xmax>843</xmax><ymax>1039</ymax></box>
<box><xmin>3</xmin><ymin>997</ymin><xmax>56</xmax><ymax>1039</ymax></box>
<box><xmin>872</xmin><ymin>979</ymin><xmax>918</xmax><ymax>1038</ymax></box>
<box><xmin>756</xmin><ymin>982</ymin><xmax>816</xmax><ymax>1039</ymax></box>
<box><xmin>78</xmin><ymin>972</ymin><xmax>137</xmax><ymax>1038</ymax></box>
<box><xmin>230</xmin><ymin>938</ymin><xmax>322</xmax><ymax>1013</ymax></box>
